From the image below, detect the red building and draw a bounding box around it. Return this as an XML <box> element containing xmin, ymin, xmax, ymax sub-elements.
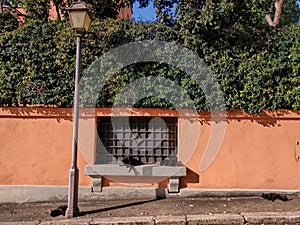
<box><xmin>0</xmin><ymin>1</ymin><xmax>132</xmax><ymax>22</ymax></box>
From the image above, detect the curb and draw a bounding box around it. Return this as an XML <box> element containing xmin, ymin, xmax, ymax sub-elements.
<box><xmin>1</xmin><ymin>212</ymin><xmax>300</xmax><ymax>225</ymax></box>
<box><xmin>242</xmin><ymin>211</ymin><xmax>300</xmax><ymax>224</ymax></box>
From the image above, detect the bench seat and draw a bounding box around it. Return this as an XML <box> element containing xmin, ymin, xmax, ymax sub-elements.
<box><xmin>84</xmin><ymin>164</ymin><xmax>186</xmax><ymax>193</ymax></box>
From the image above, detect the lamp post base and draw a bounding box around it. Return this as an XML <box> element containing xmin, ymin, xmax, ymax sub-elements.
<box><xmin>66</xmin><ymin>167</ymin><xmax>80</xmax><ymax>218</ymax></box>
<box><xmin>65</xmin><ymin>207</ymin><xmax>80</xmax><ymax>218</ymax></box>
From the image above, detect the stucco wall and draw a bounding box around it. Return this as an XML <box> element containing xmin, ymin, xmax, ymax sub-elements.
<box><xmin>0</xmin><ymin>107</ymin><xmax>299</xmax><ymax>190</ymax></box>
<box><xmin>183</xmin><ymin>110</ymin><xmax>300</xmax><ymax>190</ymax></box>
<box><xmin>0</xmin><ymin>108</ymin><xmax>90</xmax><ymax>186</ymax></box>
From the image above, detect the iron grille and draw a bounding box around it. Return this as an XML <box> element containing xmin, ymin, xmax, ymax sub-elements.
<box><xmin>96</xmin><ymin>117</ymin><xmax>178</xmax><ymax>164</ymax></box>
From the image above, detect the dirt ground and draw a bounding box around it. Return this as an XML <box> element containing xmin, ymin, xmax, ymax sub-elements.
<box><xmin>1</xmin><ymin>195</ymin><xmax>300</xmax><ymax>222</ymax></box>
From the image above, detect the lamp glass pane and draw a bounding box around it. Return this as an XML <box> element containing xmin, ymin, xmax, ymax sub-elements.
<box><xmin>84</xmin><ymin>13</ymin><xmax>92</xmax><ymax>32</ymax></box>
<box><xmin>69</xmin><ymin>11</ymin><xmax>86</xmax><ymax>30</ymax></box>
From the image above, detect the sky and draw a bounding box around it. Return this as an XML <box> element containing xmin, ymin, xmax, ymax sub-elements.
<box><xmin>132</xmin><ymin>1</ymin><xmax>156</xmax><ymax>22</ymax></box>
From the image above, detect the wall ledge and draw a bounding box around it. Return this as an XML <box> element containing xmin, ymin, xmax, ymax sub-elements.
<box><xmin>0</xmin><ymin>107</ymin><xmax>299</xmax><ymax>120</ymax></box>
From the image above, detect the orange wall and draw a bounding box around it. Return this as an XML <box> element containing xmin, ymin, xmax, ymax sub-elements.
<box><xmin>0</xmin><ymin>107</ymin><xmax>300</xmax><ymax>190</ymax></box>
<box><xmin>0</xmin><ymin>108</ymin><xmax>90</xmax><ymax>186</ymax></box>
<box><xmin>183</xmin><ymin>110</ymin><xmax>300</xmax><ymax>190</ymax></box>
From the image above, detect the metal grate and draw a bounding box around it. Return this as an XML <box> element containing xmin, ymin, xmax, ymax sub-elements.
<box><xmin>96</xmin><ymin>117</ymin><xmax>178</xmax><ymax>164</ymax></box>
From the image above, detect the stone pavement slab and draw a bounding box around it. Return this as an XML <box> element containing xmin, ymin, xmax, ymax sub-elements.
<box><xmin>154</xmin><ymin>215</ymin><xmax>186</xmax><ymax>225</ymax></box>
<box><xmin>187</xmin><ymin>214</ymin><xmax>243</xmax><ymax>225</ymax></box>
<box><xmin>242</xmin><ymin>211</ymin><xmax>300</xmax><ymax>224</ymax></box>
<box><xmin>91</xmin><ymin>216</ymin><xmax>154</xmax><ymax>225</ymax></box>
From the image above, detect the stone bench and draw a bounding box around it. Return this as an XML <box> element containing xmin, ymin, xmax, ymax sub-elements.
<box><xmin>84</xmin><ymin>164</ymin><xmax>186</xmax><ymax>193</ymax></box>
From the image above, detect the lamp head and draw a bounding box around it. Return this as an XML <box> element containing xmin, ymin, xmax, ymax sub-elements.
<box><xmin>67</xmin><ymin>1</ymin><xmax>92</xmax><ymax>33</ymax></box>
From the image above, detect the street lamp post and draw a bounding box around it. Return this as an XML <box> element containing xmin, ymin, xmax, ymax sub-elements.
<box><xmin>66</xmin><ymin>0</ymin><xmax>92</xmax><ymax>218</ymax></box>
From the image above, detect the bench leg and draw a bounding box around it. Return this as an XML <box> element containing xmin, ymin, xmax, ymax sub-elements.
<box><xmin>92</xmin><ymin>176</ymin><xmax>102</xmax><ymax>192</ymax></box>
<box><xmin>168</xmin><ymin>177</ymin><xmax>180</xmax><ymax>193</ymax></box>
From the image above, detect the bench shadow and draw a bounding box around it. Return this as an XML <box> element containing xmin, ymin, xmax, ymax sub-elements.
<box><xmin>79</xmin><ymin>189</ymin><xmax>166</xmax><ymax>217</ymax></box>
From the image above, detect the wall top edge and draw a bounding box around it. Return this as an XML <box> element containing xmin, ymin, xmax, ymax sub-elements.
<box><xmin>0</xmin><ymin>107</ymin><xmax>299</xmax><ymax>120</ymax></box>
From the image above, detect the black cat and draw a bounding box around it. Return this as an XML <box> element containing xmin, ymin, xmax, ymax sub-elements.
<box><xmin>261</xmin><ymin>193</ymin><xmax>290</xmax><ymax>201</ymax></box>
<box><xmin>122</xmin><ymin>155</ymin><xmax>144</xmax><ymax>166</ymax></box>
<box><xmin>50</xmin><ymin>205</ymin><xmax>67</xmax><ymax>217</ymax></box>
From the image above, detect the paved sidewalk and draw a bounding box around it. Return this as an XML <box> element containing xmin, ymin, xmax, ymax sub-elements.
<box><xmin>1</xmin><ymin>195</ymin><xmax>300</xmax><ymax>224</ymax></box>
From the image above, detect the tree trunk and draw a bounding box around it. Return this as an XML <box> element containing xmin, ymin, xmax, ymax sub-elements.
<box><xmin>266</xmin><ymin>0</ymin><xmax>284</xmax><ymax>26</ymax></box>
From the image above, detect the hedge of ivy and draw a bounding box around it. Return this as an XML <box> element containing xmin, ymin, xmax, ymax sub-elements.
<box><xmin>0</xmin><ymin>12</ymin><xmax>20</xmax><ymax>34</ymax></box>
<box><xmin>0</xmin><ymin>19</ymin><xmax>299</xmax><ymax>113</ymax></box>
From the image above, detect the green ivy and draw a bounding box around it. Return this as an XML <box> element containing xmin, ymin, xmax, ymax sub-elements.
<box><xmin>0</xmin><ymin>12</ymin><xmax>20</xmax><ymax>34</ymax></box>
<box><xmin>0</xmin><ymin>18</ymin><xmax>299</xmax><ymax>113</ymax></box>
